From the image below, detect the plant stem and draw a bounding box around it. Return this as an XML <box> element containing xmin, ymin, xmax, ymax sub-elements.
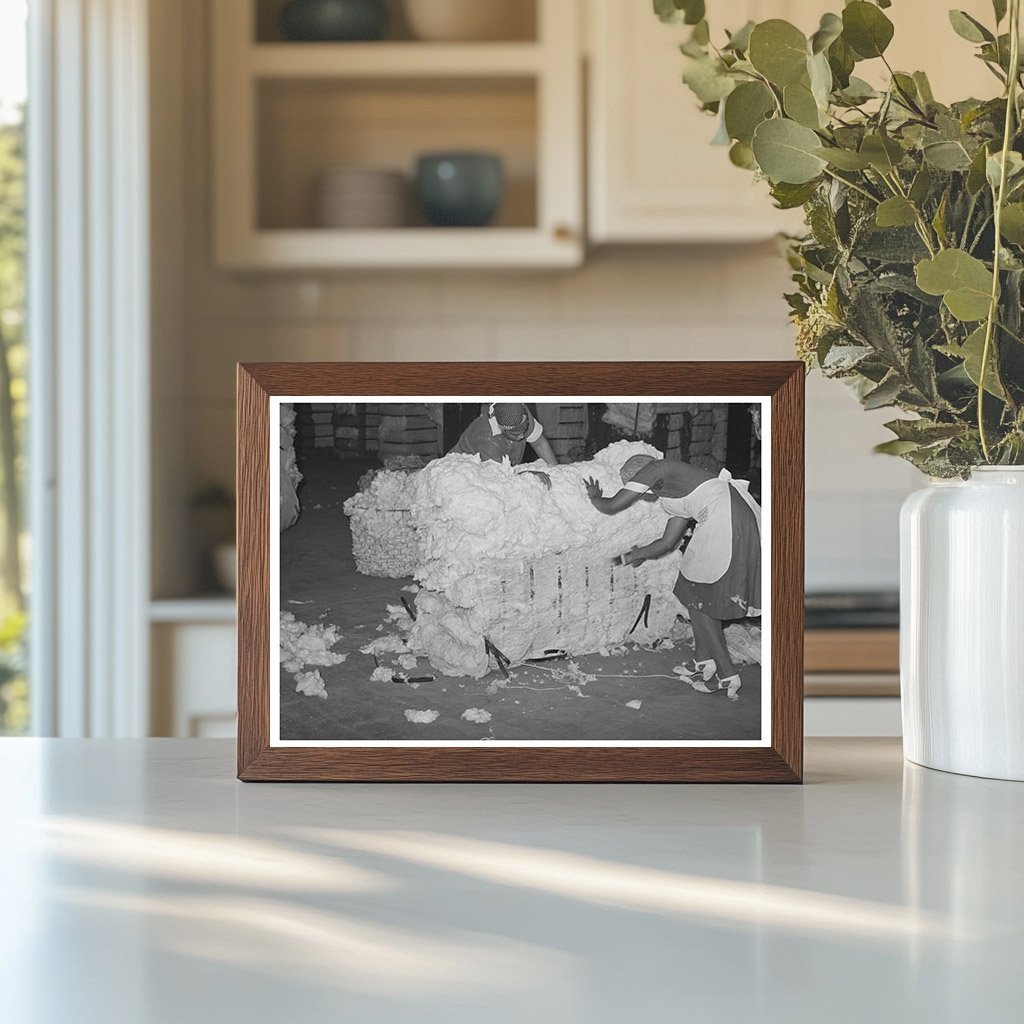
<box><xmin>822</xmin><ymin>167</ymin><xmax>880</xmax><ymax>205</ymax></box>
<box><xmin>884</xmin><ymin>171</ymin><xmax>939</xmax><ymax>254</ymax></box>
<box><xmin>979</xmin><ymin>0</ymin><xmax>1021</xmax><ymax>462</ymax></box>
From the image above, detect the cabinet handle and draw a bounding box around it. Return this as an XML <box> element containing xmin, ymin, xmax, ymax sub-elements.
<box><xmin>553</xmin><ymin>224</ymin><xmax>574</xmax><ymax>241</ymax></box>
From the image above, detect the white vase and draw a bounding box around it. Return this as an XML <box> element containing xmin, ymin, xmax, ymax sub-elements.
<box><xmin>900</xmin><ymin>467</ymin><xmax>1024</xmax><ymax>780</ymax></box>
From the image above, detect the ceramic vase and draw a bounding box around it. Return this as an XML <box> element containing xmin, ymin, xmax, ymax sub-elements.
<box><xmin>900</xmin><ymin>467</ymin><xmax>1024</xmax><ymax>781</ymax></box>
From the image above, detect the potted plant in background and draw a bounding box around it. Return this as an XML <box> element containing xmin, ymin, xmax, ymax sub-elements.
<box><xmin>192</xmin><ymin>484</ymin><xmax>236</xmax><ymax>595</ymax></box>
<box><xmin>659</xmin><ymin>0</ymin><xmax>1024</xmax><ymax>779</ymax></box>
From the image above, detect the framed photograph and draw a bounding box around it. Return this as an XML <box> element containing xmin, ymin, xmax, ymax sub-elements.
<box><xmin>237</xmin><ymin>362</ymin><xmax>804</xmax><ymax>782</ymax></box>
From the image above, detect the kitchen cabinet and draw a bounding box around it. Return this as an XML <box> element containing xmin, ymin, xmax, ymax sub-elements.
<box><xmin>587</xmin><ymin>0</ymin><xmax>812</xmax><ymax>243</ymax></box>
<box><xmin>211</xmin><ymin>0</ymin><xmax>583</xmax><ymax>269</ymax></box>
<box><xmin>587</xmin><ymin>0</ymin><xmax>998</xmax><ymax>244</ymax></box>
<box><xmin>150</xmin><ymin>600</ymin><xmax>237</xmax><ymax>738</ymax></box>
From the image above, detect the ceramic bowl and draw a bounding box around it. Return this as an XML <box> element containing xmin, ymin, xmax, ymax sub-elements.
<box><xmin>415</xmin><ymin>152</ymin><xmax>504</xmax><ymax>228</ymax></box>
<box><xmin>281</xmin><ymin>0</ymin><xmax>388</xmax><ymax>42</ymax></box>
<box><xmin>316</xmin><ymin>168</ymin><xmax>407</xmax><ymax>228</ymax></box>
<box><xmin>403</xmin><ymin>0</ymin><xmax>534</xmax><ymax>42</ymax></box>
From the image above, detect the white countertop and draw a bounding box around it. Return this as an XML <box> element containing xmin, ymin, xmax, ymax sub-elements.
<box><xmin>1</xmin><ymin>738</ymin><xmax>1020</xmax><ymax>1023</ymax></box>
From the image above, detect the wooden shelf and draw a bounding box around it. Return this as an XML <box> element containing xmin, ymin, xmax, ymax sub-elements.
<box><xmin>249</xmin><ymin>42</ymin><xmax>544</xmax><ymax>79</ymax></box>
<box><xmin>805</xmin><ymin>629</ymin><xmax>900</xmax><ymax>675</ymax></box>
<box><xmin>150</xmin><ymin>597</ymin><xmax>237</xmax><ymax>624</ymax></box>
<box><xmin>218</xmin><ymin>226</ymin><xmax>580</xmax><ymax>270</ymax></box>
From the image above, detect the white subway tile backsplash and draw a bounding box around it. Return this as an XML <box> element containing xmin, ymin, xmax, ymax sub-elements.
<box><xmin>186</xmin><ymin>271</ymin><xmax>327</xmax><ymax>322</ymax></box>
<box><xmin>558</xmin><ymin>251</ymin><xmax>726</xmax><ymax>319</ymax></box>
<box><xmin>182</xmin><ymin>249</ymin><xmax>915</xmax><ymax>590</ymax></box>
<box><xmin>441</xmin><ymin>272</ymin><xmax>562</xmax><ymax>321</ymax></box>
<box><xmin>352</xmin><ymin>323</ymin><xmax>496</xmax><ymax>362</ymax></box>
<box><xmin>493</xmin><ymin>322</ymin><xmax>627</xmax><ymax>361</ymax></box>
<box><xmin>326</xmin><ymin>275</ymin><xmax>445</xmax><ymax>320</ymax></box>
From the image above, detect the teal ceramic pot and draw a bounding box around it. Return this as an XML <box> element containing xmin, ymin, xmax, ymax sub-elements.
<box><xmin>415</xmin><ymin>152</ymin><xmax>505</xmax><ymax>227</ymax></box>
<box><xmin>281</xmin><ymin>0</ymin><xmax>388</xmax><ymax>41</ymax></box>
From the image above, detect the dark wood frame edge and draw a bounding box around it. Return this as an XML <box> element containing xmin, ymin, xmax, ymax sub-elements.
<box><xmin>237</xmin><ymin>362</ymin><xmax>804</xmax><ymax>783</ymax></box>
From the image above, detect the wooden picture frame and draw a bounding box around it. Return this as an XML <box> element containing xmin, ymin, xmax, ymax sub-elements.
<box><xmin>237</xmin><ymin>362</ymin><xmax>804</xmax><ymax>782</ymax></box>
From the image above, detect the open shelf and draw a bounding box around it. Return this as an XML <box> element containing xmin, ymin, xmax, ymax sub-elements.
<box><xmin>213</xmin><ymin>0</ymin><xmax>582</xmax><ymax>268</ymax></box>
<box><xmin>254</xmin><ymin>0</ymin><xmax>538</xmax><ymax>44</ymax></box>
<box><xmin>257</xmin><ymin>76</ymin><xmax>538</xmax><ymax>232</ymax></box>
<box><xmin>219</xmin><ymin>227</ymin><xmax>579</xmax><ymax>269</ymax></box>
<box><xmin>249</xmin><ymin>41</ymin><xmax>544</xmax><ymax>77</ymax></box>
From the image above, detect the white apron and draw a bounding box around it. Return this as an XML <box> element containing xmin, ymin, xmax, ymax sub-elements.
<box><xmin>659</xmin><ymin>470</ymin><xmax>761</xmax><ymax>584</ymax></box>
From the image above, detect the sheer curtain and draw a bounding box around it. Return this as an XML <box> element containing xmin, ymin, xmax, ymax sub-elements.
<box><xmin>28</xmin><ymin>0</ymin><xmax>150</xmax><ymax>736</ymax></box>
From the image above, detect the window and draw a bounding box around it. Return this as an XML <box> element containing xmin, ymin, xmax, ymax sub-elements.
<box><xmin>0</xmin><ymin>0</ymin><xmax>28</xmax><ymax>734</ymax></box>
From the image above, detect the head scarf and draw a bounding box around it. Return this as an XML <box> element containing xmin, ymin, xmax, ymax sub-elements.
<box><xmin>490</xmin><ymin>402</ymin><xmax>530</xmax><ymax>441</ymax></box>
<box><xmin>619</xmin><ymin>453</ymin><xmax>658</xmax><ymax>486</ymax></box>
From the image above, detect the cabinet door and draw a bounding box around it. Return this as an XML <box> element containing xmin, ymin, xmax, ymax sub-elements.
<box><xmin>588</xmin><ymin>0</ymin><xmax>811</xmax><ymax>243</ymax></box>
<box><xmin>589</xmin><ymin>0</ymin><xmax>1002</xmax><ymax>244</ymax></box>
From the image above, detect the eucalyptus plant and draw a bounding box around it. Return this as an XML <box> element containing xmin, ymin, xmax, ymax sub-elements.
<box><xmin>657</xmin><ymin>0</ymin><xmax>1024</xmax><ymax>475</ymax></box>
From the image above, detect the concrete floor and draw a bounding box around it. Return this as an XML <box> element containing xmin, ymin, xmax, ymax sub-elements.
<box><xmin>279</xmin><ymin>453</ymin><xmax>762</xmax><ymax>742</ymax></box>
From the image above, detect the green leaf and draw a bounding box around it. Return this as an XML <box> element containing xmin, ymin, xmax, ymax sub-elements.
<box><xmin>827</xmin><ymin>36</ymin><xmax>856</xmax><ymax>88</ymax></box>
<box><xmin>862</xmin><ymin>374</ymin><xmax>903</xmax><ymax>409</ymax></box>
<box><xmin>680</xmin><ymin>37</ymin><xmax>708</xmax><ymax>59</ymax></box>
<box><xmin>682</xmin><ymin>0</ymin><xmax>705</xmax><ymax>25</ymax></box>
<box><xmin>751</xmin><ymin>118</ymin><xmax>828</xmax><ymax>184</ymax></box>
<box><xmin>723</xmin><ymin>81</ymin><xmax>775</xmax><ymax>144</ymax></box>
<box><xmin>993</xmin><ymin>0</ymin><xmax>1008</xmax><ymax>24</ymax></box>
<box><xmin>913</xmin><ymin>71</ymin><xmax>935</xmax><ymax>104</ymax></box>
<box><xmin>909</xmin><ymin>164</ymin><xmax>933</xmax><ymax>205</ymax></box>
<box><xmin>748</xmin><ymin>20</ymin><xmax>809</xmax><ymax>86</ymax></box>
<box><xmin>948</xmin><ymin>10</ymin><xmax>994</xmax><ymax>44</ymax></box>
<box><xmin>1000</xmin><ymin>203</ymin><xmax>1024</xmax><ymax>245</ymax></box>
<box><xmin>653</xmin><ymin>0</ymin><xmax>705</xmax><ymax>26</ymax></box>
<box><xmin>837</xmin><ymin>76</ymin><xmax>879</xmax><ymax>104</ymax></box>
<box><xmin>807</xmin><ymin>51</ymin><xmax>833</xmax><ymax>109</ymax></box>
<box><xmin>724</xmin><ymin>20</ymin><xmax>755</xmax><ymax>53</ymax></box>
<box><xmin>842</xmin><ymin>1</ymin><xmax>895</xmax><ymax>59</ymax></box>
<box><xmin>771</xmin><ymin>180</ymin><xmax>820</xmax><ymax>209</ymax></box>
<box><xmin>876</xmin><ymin>196</ymin><xmax>918</xmax><ymax>228</ymax></box>
<box><xmin>860</xmin><ymin>133</ymin><xmax>904</xmax><ymax>173</ymax></box>
<box><xmin>986</xmin><ymin>150</ymin><xmax>1024</xmax><ymax>191</ymax></box>
<box><xmin>729</xmin><ymin>140</ymin><xmax>757</xmax><ymax>170</ymax></box>
<box><xmin>915</xmin><ymin>249</ymin><xmax>994</xmax><ymax>322</ymax></box>
<box><xmin>939</xmin><ymin>325</ymin><xmax>1006</xmax><ymax>398</ymax></box>
<box><xmin>810</xmin><ymin>12</ymin><xmax>843</xmax><ymax>54</ymax></box>
<box><xmin>891</xmin><ymin>72</ymin><xmax>921</xmax><ymax>108</ymax></box>
<box><xmin>874</xmin><ymin>438</ymin><xmax>922</xmax><ymax>455</ymax></box>
<box><xmin>682</xmin><ymin>57</ymin><xmax>736</xmax><ymax>104</ymax></box>
<box><xmin>884</xmin><ymin>418</ymin><xmax>963</xmax><ymax>443</ymax></box>
<box><xmin>932</xmin><ymin>190</ymin><xmax>950</xmax><ymax>246</ymax></box>
<box><xmin>784</xmin><ymin>80</ymin><xmax>824</xmax><ymax>129</ymax></box>
<box><xmin>814</xmin><ymin>146</ymin><xmax>872</xmax><ymax>170</ymax></box>
<box><xmin>923</xmin><ymin>140</ymin><xmax>973</xmax><ymax>171</ymax></box>
<box><xmin>967</xmin><ymin>144</ymin><xmax>991</xmax><ymax>194</ymax></box>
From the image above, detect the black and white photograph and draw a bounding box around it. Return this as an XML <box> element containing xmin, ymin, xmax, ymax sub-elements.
<box><xmin>271</xmin><ymin>398</ymin><xmax>770</xmax><ymax>746</ymax></box>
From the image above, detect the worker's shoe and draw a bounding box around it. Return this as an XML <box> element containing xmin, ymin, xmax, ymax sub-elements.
<box><xmin>717</xmin><ymin>675</ymin><xmax>742</xmax><ymax>702</ymax></box>
<box><xmin>673</xmin><ymin>658</ymin><xmax>717</xmax><ymax>683</ymax></box>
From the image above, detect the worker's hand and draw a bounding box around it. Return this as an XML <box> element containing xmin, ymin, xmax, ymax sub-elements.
<box><xmin>584</xmin><ymin>477</ymin><xmax>603</xmax><ymax>501</ymax></box>
<box><xmin>620</xmin><ymin>548</ymin><xmax>646</xmax><ymax>567</ymax></box>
